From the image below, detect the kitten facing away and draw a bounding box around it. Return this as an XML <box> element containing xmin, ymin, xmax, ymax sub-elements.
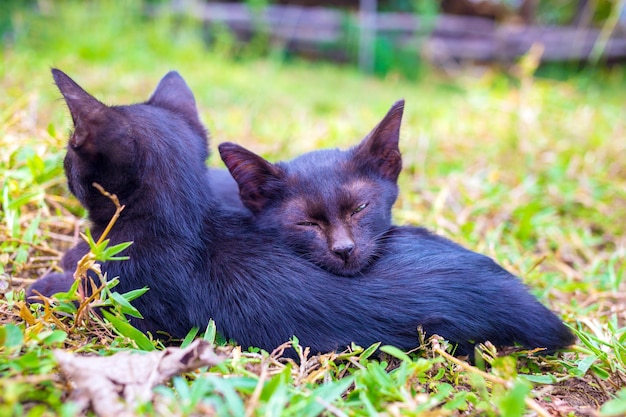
<box><xmin>28</xmin><ymin>69</ymin><xmax>575</xmax><ymax>358</ymax></box>
<box><xmin>218</xmin><ymin>102</ymin><xmax>403</xmax><ymax>276</ymax></box>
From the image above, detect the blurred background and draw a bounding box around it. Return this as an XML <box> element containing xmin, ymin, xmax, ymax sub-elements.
<box><xmin>3</xmin><ymin>0</ymin><xmax>625</xmax><ymax>78</ymax></box>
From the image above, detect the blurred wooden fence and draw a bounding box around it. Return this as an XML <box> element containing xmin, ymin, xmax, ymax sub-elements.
<box><xmin>168</xmin><ymin>1</ymin><xmax>626</xmax><ymax>67</ymax></box>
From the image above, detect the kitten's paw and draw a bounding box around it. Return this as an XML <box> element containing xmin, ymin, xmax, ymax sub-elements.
<box><xmin>26</xmin><ymin>272</ymin><xmax>75</xmax><ymax>304</ymax></box>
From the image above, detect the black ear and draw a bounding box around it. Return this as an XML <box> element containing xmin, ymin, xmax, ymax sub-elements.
<box><xmin>354</xmin><ymin>100</ymin><xmax>404</xmax><ymax>182</ymax></box>
<box><xmin>147</xmin><ymin>71</ymin><xmax>201</xmax><ymax>126</ymax></box>
<box><xmin>52</xmin><ymin>68</ymin><xmax>109</xmax><ymax>152</ymax></box>
<box><xmin>218</xmin><ymin>142</ymin><xmax>285</xmax><ymax>214</ymax></box>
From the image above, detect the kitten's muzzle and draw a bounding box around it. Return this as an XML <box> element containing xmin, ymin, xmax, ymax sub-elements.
<box><xmin>332</xmin><ymin>242</ymin><xmax>355</xmax><ymax>262</ymax></box>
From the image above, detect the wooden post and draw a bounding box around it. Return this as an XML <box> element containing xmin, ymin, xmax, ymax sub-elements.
<box><xmin>359</xmin><ymin>0</ymin><xmax>377</xmax><ymax>73</ymax></box>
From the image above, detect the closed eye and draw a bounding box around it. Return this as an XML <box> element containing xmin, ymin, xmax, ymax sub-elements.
<box><xmin>352</xmin><ymin>203</ymin><xmax>368</xmax><ymax>215</ymax></box>
<box><xmin>297</xmin><ymin>221</ymin><xmax>319</xmax><ymax>227</ymax></box>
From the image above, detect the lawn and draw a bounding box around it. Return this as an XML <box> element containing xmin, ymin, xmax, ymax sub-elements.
<box><xmin>1</xmin><ymin>1</ymin><xmax>625</xmax><ymax>416</ymax></box>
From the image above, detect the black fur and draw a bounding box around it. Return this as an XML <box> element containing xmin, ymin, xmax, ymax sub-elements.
<box><xmin>207</xmin><ymin>167</ymin><xmax>246</xmax><ymax>211</ymax></box>
<box><xmin>218</xmin><ymin>101</ymin><xmax>403</xmax><ymax>276</ymax></box>
<box><xmin>28</xmin><ymin>70</ymin><xmax>575</xmax><ymax>357</ymax></box>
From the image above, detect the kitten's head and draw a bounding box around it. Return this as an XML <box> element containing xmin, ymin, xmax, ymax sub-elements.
<box><xmin>52</xmin><ymin>69</ymin><xmax>209</xmax><ymax>226</ymax></box>
<box><xmin>219</xmin><ymin>100</ymin><xmax>404</xmax><ymax>276</ymax></box>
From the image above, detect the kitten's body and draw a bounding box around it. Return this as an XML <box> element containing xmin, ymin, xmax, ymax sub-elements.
<box><xmin>29</xmin><ymin>70</ymin><xmax>574</xmax><ymax>357</ymax></box>
<box><xmin>207</xmin><ymin>168</ymin><xmax>246</xmax><ymax>211</ymax></box>
<box><xmin>219</xmin><ymin>103</ymin><xmax>403</xmax><ymax>276</ymax></box>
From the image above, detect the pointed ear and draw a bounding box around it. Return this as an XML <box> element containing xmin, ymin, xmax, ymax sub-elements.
<box><xmin>52</xmin><ymin>68</ymin><xmax>109</xmax><ymax>151</ymax></box>
<box><xmin>218</xmin><ymin>142</ymin><xmax>285</xmax><ymax>213</ymax></box>
<box><xmin>354</xmin><ymin>100</ymin><xmax>404</xmax><ymax>182</ymax></box>
<box><xmin>147</xmin><ymin>71</ymin><xmax>201</xmax><ymax>126</ymax></box>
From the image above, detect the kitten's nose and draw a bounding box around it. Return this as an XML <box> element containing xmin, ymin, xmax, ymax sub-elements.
<box><xmin>332</xmin><ymin>243</ymin><xmax>355</xmax><ymax>262</ymax></box>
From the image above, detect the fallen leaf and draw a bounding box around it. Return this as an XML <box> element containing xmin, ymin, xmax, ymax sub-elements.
<box><xmin>54</xmin><ymin>339</ymin><xmax>224</xmax><ymax>417</ymax></box>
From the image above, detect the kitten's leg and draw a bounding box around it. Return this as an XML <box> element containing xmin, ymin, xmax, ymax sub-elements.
<box><xmin>26</xmin><ymin>271</ymin><xmax>75</xmax><ymax>303</ymax></box>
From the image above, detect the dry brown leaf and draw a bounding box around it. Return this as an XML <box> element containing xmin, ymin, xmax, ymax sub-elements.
<box><xmin>54</xmin><ymin>339</ymin><xmax>224</xmax><ymax>417</ymax></box>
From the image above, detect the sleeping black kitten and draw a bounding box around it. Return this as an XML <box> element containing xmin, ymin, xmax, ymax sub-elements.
<box><xmin>218</xmin><ymin>101</ymin><xmax>403</xmax><ymax>276</ymax></box>
<box><xmin>28</xmin><ymin>69</ymin><xmax>574</xmax><ymax>358</ymax></box>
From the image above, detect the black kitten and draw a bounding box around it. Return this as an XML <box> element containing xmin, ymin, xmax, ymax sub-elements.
<box><xmin>219</xmin><ymin>101</ymin><xmax>402</xmax><ymax>276</ymax></box>
<box><xmin>29</xmin><ymin>70</ymin><xmax>575</xmax><ymax>358</ymax></box>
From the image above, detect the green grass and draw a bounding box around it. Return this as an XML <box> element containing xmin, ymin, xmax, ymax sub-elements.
<box><xmin>1</xmin><ymin>1</ymin><xmax>626</xmax><ymax>416</ymax></box>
